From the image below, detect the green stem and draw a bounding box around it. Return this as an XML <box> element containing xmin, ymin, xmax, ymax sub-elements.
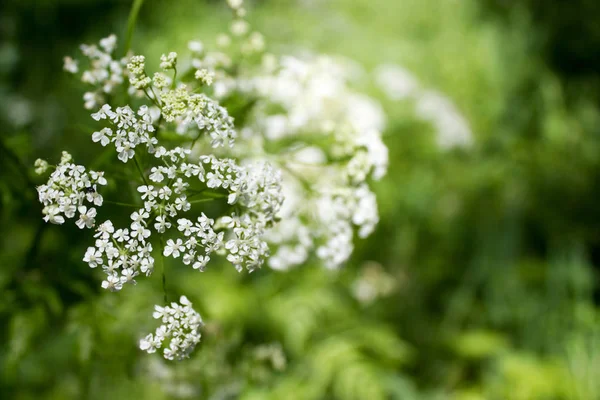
<box><xmin>104</xmin><ymin>200</ymin><xmax>141</xmax><ymax>208</ymax></box>
<box><xmin>159</xmin><ymin>236</ymin><xmax>168</xmax><ymax>304</ymax></box>
<box><xmin>133</xmin><ymin>155</ymin><xmax>149</xmax><ymax>186</ymax></box>
<box><xmin>189</xmin><ymin>133</ymin><xmax>201</xmax><ymax>150</ymax></box>
<box><xmin>141</xmin><ymin>87</ymin><xmax>162</xmax><ymax>109</ymax></box>
<box><xmin>171</xmin><ymin>67</ymin><xmax>177</xmax><ymax>89</ymax></box>
<box><xmin>124</xmin><ymin>0</ymin><xmax>146</xmax><ymax>55</ymax></box>
<box><xmin>188</xmin><ymin>198</ymin><xmax>216</xmax><ymax>205</ymax></box>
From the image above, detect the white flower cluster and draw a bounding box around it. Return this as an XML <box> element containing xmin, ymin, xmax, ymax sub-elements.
<box><xmin>76</xmin><ymin>142</ymin><xmax>283</xmax><ymax>292</ymax></box>
<box><xmin>125</xmin><ymin>54</ymin><xmax>237</xmax><ymax>148</ymax></box>
<box><xmin>91</xmin><ymin>104</ymin><xmax>157</xmax><ymax>162</ymax></box>
<box><xmin>156</xmin><ymin>153</ymin><xmax>283</xmax><ymax>273</ymax></box>
<box><xmin>84</xmin><ymin>211</ymin><xmax>154</xmax><ymax>291</ymax></box>
<box><xmin>201</xmin><ymin>155</ymin><xmax>283</xmax><ymax>223</ymax></box>
<box><xmin>64</xmin><ymin>34</ymin><xmax>129</xmax><ymax>109</ymax></box>
<box><xmin>42</xmin><ymin>0</ymin><xmax>390</xmax><ymax>360</ymax></box>
<box><xmin>140</xmin><ymin>296</ymin><xmax>203</xmax><ymax>361</ymax></box>
<box><xmin>374</xmin><ymin>63</ymin><xmax>473</xmax><ymax>150</ymax></box>
<box><xmin>160</xmin><ymin>89</ymin><xmax>237</xmax><ymax>148</ymax></box>
<box><xmin>207</xmin><ymin>55</ymin><xmax>388</xmax><ymax>270</ymax></box>
<box><xmin>171</xmin><ymin>214</ymin><xmax>223</xmax><ymax>272</ymax></box>
<box><xmin>36</xmin><ymin>151</ymin><xmax>106</xmax><ymax>227</ymax></box>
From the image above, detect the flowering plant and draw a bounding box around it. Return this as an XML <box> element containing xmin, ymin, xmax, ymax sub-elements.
<box><xmin>34</xmin><ymin>0</ymin><xmax>388</xmax><ymax>360</ymax></box>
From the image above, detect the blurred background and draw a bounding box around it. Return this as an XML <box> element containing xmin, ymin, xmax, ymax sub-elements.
<box><xmin>2</xmin><ymin>0</ymin><xmax>600</xmax><ymax>399</ymax></box>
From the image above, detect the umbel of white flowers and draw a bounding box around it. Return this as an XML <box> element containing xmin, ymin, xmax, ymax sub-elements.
<box><xmin>140</xmin><ymin>296</ymin><xmax>203</xmax><ymax>361</ymax></box>
<box><xmin>36</xmin><ymin>0</ymin><xmax>390</xmax><ymax>361</ymax></box>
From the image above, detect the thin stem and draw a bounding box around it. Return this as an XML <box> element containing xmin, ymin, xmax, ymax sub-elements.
<box><xmin>124</xmin><ymin>0</ymin><xmax>146</xmax><ymax>55</ymax></box>
<box><xmin>159</xmin><ymin>236</ymin><xmax>168</xmax><ymax>304</ymax></box>
<box><xmin>188</xmin><ymin>198</ymin><xmax>216</xmax><ymax>205</ymax></box>
<box><xmin>104</xmin><ymin>200</ymin><xmax>141</xmax><ymax>208</ymax></box>
<box><xmin>142</xmin><ymin>87</ymin><xmax>162</xmax><ymax>108</ymax></box>
<box><xmin>133</xmin><ymin>155</ymin><xmax>149</xmax><ymax>186</ymax></box>
<box><xmin>171</xmin><ymin>67</ymin><xmax>177</xmax><ymax>89</ymax></box>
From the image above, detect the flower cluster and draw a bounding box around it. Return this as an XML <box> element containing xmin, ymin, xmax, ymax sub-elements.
<box><xmin>64</xmin><ymin>34</ymin><xmax>129</xmax><ymax>109</ymax></box>
<box><xmin>125</xmin><ymin>54</ymin><xmax>237</xmax><ymax>148</ymax></box>
<box><xmin>36</xmin><ymin>0</ymin><xmax>389</xmax><ymax>361</ymax></box>
<box><xmin>36</xmin><ymin>151</ymin><xmax>106</xmax><ymax>227</ymax></box>
<box><xmin>203</xmin><ymin>54</ymin><xmax>388</xmax><ymax>270</ymax></box>
<box><xmin>160</xmin><ymin>89</ymin><xmax>237</xmax><ymax>148</ymax></box>
<box><xmin>73</xmin><ymin>141</ymin><xmax>283</xmax><ymax>295</ymax></box>
<box><xmin>140</xmin><ymin>296</ymin><xmax>203</xmax><ymax>361</ymax></box>
<box><xmin>155</xmin><ymin>153</ymin><xmax>283</xmax><ymax>273</ymax></box>
<box><xmin>171</xmin><ymin>214</ymin><xmax>223</xmax><ymax>272</ymax></box>
<box><xmin>84</xmin><ymin>212</ymin><xmax>155</xmax><ymax>291</ymax></box>
<box><xmin>91</xmin><ymin>104</ymin><xmax>157</xmax><ymax>162</ymax></box>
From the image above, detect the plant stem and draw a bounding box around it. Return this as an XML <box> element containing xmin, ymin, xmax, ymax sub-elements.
<box><xmin>159</xmin><ymin>236</ymin><xmax>168</xmax><ymax>303</ymax></box>
<box><xmin>124</xmin><ymin>0</ymin><xmax>146</xmax><ymax>55</ymax></box>
<box><xmin>188</xmin><ymin>198</ymin><xmax>216</xmax><ymax>205</ymax></box>
<box><xmin>104</xmin><ymin>200</ymin><xmax>140</xmax><ymax>208</ymax></box>
<box><xmin>133</xmin><ymin>155</ymin><xmax>149</xmax><ymax>186</ymax></box>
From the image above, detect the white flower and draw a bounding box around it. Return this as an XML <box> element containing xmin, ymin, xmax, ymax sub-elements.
<box><xmin>195</xmin><ymin>69</ymin><xmax>214</xmax><ymax>86</ymax></box>
<box><xmin>75</xmin><ymin>206</ymin><xmax>96</xmax><ymax>229</ymax></box>
<box><xmin>163</xmin><ymin>239</ymin><xmax>184</xmax><ymax>258</ymax></box>
<box><xmin>42</xmin><ymin>206</ymin><xmax>65</xmax><ymax>225</ymax></box>
<box><xmin>83</xmin><ymin>246</ymin><xmax>103</xmax><ymax>268</ymax></box>
<box><xmin>101</xmin><ymin>273</ymin><xmax>123</xmax><ymax>291</ymax></box>
<box><xmin>160</xmin><ymin>52</ymin><xmax>178</xmax><ymax>70</ymax></box>
<box><xmin>63</xmin><ymin>56</ymin><xmax>78</xmax><ymax>74</ymax></box>
<box><xmin>138</xmin><ymin>185</ymin><xmax>157</xmax><ymax>200</ymax></box>
<box><xmin>92</xmin><ymin>127</ymin><xmax>112</xmax><ymax>146</ymax></box>
<box><xmin>34</xmin><ymin>158</ymin><xmax>49</xmax><ymax>175</ymax></box>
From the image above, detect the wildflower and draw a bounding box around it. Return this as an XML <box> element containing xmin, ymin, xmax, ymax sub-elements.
<box><xmin>76</xmin><ymin>206</ymin><xmax>97</xmax><ymax>229</ymax></box>
<box><xmin>36</xmin><ymin>155</ymin><xmax>106</xmax><ymax>227</ymax></box>
<box><xmin>140</xmin><ymin>296</ymin><xmax>203</xmax><ymax>361</ymax></box>
<box><xmin>195</xmin><ymin>69</ymin><xmax>214</xmax><ymax>86</ymax></box>
<box><xmin>34</xmin><ymin>158</ymin><xmax>49</xmax><ymax>175</ymax></box>
<box><xmin>159</xmin><ymin>52</ymin><xmax>178</xmax><ymax>70</ymax></box>
<box><xmin>63</xmin><ymin>56</ymin><xmax>78</xmax><ymax>74</ymax></box>
<box><xmin>164</xmin><ymin>239</ymin><xmax>184</xmax><ymax>258</ymax></box>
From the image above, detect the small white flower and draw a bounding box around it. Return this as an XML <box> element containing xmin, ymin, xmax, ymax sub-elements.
<box><xmin>34</xmin><ymin>159</ymin><xmax>49</xmax><ymax>175</ymax></box>
<box><xmin>163</xmin><ymin>239</ymin><xmax>184</xmax><ymax>258</ymax></box>
<box><xmin>63</xmin><ymin>56</ymin><xmax>78</xmax><ymax>74</ymax></box>
<box><xmin>159</xmin><ymin>52</ymin><xmax>178</xmax><ymax>70</ymax></box>
<box><xmin>75</xmin><ymin>206</ymin><xmax>96</xmax><ymax>229</ymax></box>
<box><xmin>83</xmin><ymin>246</ymin><xmax>103</xmax><ymax>268</ymax></box>
<box><xmin>101</xmin><ymin>273</ymin><xmax>123</xmax><ymax>291</ymax></box>
<box><xmin>92</xmin><ymin>127</ymin><xmax>113</xmax><ymax>146</ymax></box>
